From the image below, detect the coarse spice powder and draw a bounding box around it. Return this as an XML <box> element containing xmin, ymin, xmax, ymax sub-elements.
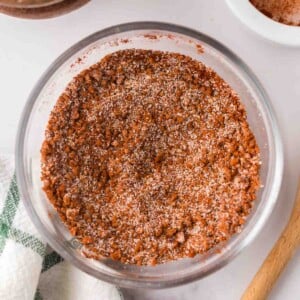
<box><xmin>41</xmin><ymin>49</ymin><xmax>261</xmax><ymax>266</ymax></box>
<box><xmin>250</xmin><ymin>0</ymin><xmax>300</xmax><ymax>26</ymax></box>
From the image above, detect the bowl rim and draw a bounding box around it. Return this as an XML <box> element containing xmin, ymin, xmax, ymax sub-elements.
<box><xmin>226</xmin><ymin>0</ymin><xmax>300</xmax><ymax>46</ymax></box>
<box><xmin>0</xmin><ymin>0</ymin><xmax>64</xmax><ymax>9</ymax></box>
<box><xmin>15</xmin><ymin>21</ymin><xmax>284</xmax><ymax>289</ymax></box>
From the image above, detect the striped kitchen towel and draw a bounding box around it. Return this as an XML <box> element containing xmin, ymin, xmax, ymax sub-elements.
<box><xmin>0</xmin><ymin>155</ymin><xmax>121</xmax><ymax>300</ymax></box>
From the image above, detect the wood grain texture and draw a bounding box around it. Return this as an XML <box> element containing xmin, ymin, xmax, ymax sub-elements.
<box><xmin>242</xmin><ymin>179</ymin><xmax>300</xmax><ymax>300</ymax></box>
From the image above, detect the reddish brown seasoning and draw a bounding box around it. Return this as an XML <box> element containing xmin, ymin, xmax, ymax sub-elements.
<box><xmin>143</xmin><ymin>34</ymin><xmax>159</xmax><ymax>40</ymax></box>
<box><xmin>195</xmin><ymin>44</ymin><xmax>204</xmax><ymax>54</ymax></box>
<box><xmin>250</xmin><ymin>0</ymin><xmax>300</xmax><ymax>26</ymax></box>
<box><xmin>41</xmin><ymin>49</ymin><xmax>260</xmax><ymax>266</ymax></box>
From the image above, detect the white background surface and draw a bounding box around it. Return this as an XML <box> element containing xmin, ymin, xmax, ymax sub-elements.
<box><xmin>0</xmin><ymin>1</ymin><xmax>299</xmax><ymax>299</ymax></box>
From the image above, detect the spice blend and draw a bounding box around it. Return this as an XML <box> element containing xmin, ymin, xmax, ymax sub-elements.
<box><xmin>41</xmin><ymin>49</ymin><xmax>260</xmax><ymax>265</ymax></box>
<box><xmin>250</xmin><ymin>0</ymin><xmax>300</xmax><ymax>26</ymax></box>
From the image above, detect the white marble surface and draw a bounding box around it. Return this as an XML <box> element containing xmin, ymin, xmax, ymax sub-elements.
<box><xmin>0</xmin><ymin>1</ymin><xmax>299</xmax><ymax>299</ymax></box>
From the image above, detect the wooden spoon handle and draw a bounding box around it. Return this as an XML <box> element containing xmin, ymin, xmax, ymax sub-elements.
<box><xmin>242</xmin><ymin>223</ymin><xmax>298</xmax><ymax>300</ymax></box>
<box><xmin>242</xmin><ymin>180</ymin><xmax>300</xmax><ymax>300</ymax></box>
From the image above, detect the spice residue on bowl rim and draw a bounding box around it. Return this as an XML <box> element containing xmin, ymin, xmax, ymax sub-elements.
<box><xmin>69</xmin><ymin>31</ymin><xmax>205</xmax><ymax>70</ymax></box>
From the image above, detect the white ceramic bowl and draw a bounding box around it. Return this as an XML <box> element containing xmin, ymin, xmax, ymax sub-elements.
<box><xmin>226</xmin><ymin>0</ymin><xmax>300</xmax><ymax>46</ymax></box>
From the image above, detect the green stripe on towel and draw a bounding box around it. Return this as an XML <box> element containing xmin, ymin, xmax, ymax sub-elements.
<box><xmin>9</xmin><ymin>227</ymin><xmax>46</xmax><ymax>257</ymax></box>
<box><xmin>34</xmin><ymin>288</ymin><xmax>43</xmax><ymax>300</ymax></box>
<box><xmin>0</xmin><ymin>175</ymin><xmax>20</xmax><ymax>254</ymax></box>
<box><xmin>42</xmin><ymin>251</ymin><xmax>64</xmax><ymax>272</ymax></box>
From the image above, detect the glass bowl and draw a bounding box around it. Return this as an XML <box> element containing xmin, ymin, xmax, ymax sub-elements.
<box><xmin>0</xmin><ymin>0</ymin><xmax>89</xmax><ymax>19</ymax></box>
<box><xmin>0</xmin><ymin>0</ymin><xmax>63</xmax><ymax>7</ymax></box>
<box><xmin>16</xmin><ymin>22</ymin><xmax>283</xmax><ymax>289</ymax></box>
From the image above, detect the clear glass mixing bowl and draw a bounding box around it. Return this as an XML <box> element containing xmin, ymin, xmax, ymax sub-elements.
<box><xmin>16</xmin><ymin>22</ymin><xmax>283</xmax><ymax>289</ymax></box>
<box><xmin>0</xmin><ymin>0</ymin><xmax>89</xmax><ymax>19</ymax></box>
<box><xmin>0</xmin><ymin>0</ymin><xmax>63</xmax><ymax>8</ymax></box>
